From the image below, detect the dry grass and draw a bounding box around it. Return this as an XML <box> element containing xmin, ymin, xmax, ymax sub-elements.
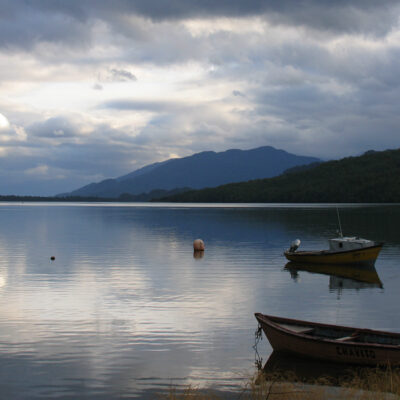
<box><xmin>246</xmin><ymin>367</ymin><xmax>400</xmax><ymax>400</ymax></box>
<box><xmin>164</xmin><ymin>385</ymin><xmax>225</xmax><ymax>400</ymax></box>
<box><xmin>340</xmin><ymin>364</ymin><xmax>400</xmax><ymax>398</ymax></box>
<box><xmin>163</xmin><ymin>365</ymin><xmax>400</xmax><ymax>400</ymax></box>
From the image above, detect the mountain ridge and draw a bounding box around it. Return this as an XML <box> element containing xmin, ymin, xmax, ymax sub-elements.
<box><xmin>60</xmin><ymin>145</ymin><xmax>320</xmax><ymax>198</ymax></box>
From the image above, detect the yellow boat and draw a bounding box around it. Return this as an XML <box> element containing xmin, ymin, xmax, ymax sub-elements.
<box><xmin>284</xmin><ymin>237</ymin><xmax>383</xmax><ymax>267</ymax></box>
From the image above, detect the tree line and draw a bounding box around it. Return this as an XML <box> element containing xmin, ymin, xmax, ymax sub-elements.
<box><xmin>156</xmin><ymin>149</ymin><xmax>400</xmax><ymax>203</ymax></box>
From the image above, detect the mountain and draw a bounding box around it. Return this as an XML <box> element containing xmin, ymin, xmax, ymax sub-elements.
<box><xmin>157</xmin><ymin>148</ymin><xmax>400</xmax><ymax>203</ymax></box>
<box><xmin>61</xmin><ymin>146</ymin><xmax>320</xmax><ymax>198</ymax></box>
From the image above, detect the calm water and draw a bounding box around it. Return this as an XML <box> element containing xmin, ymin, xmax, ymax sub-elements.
<box><xmin>0</xmin><ymin>203</ymin><xmax>399</xmax><ymax>399</ymax></box>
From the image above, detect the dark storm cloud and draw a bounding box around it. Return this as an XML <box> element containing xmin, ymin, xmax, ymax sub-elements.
<box><xmin>101</xmin><ymin>100</ymin><xmax>179</xmax><ymax>112</ymax></box>
<box><xmin>22</xmin><ymin>0</ymin><xmax>400</xmax><ymax>28</ymax></box>
<box><xmin>249</xmin><ymin>73</ymin><xmax>400</xmax><ymax>157</ymax></box>
<box><xmin>108</xmin><ymin>69</ymin><xmax>137</xmax><ymax>82</ymax></box>
<box><xmin>233</xmin><ymin>90</ymin><xmax>245</xmax><ymax>97</ymax></box>
<box><xmin>1</xmin><ymin>0</ymin><xmax>399</xmax><ymax>52</ymax></box>
<box><xmin>0</xmin><ymin>1</ymin><xmax>91</xmax><ymax>50</ymax></box>
<box><xmin>114</xmin><ymin>0</ymin><xmax>400</xmax><ymax>36</ymax></box>
<box><xmin>28</xmin><ymin>117</ymin><xmax>82</xmax><ymax>139</ymax></box>
<box><xmin>92</xmin><ymin>83</ymin><xmax>103</xmax><ymax>90</ymax></box>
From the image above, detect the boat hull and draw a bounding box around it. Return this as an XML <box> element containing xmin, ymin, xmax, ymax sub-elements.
<box><xmin>255</xmin><ymin>313</ymin><xmax>400</xmax><ymax>366</ymax></box>
<box><xmin>284</xmin><ymin>243</ymin><xmax>383</xmax><ymax>267</ymax></box>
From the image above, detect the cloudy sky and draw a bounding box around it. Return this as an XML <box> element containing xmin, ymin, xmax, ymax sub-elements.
<box><xmin>1</xmin><ymin>0</ymin><xmax>400</xmax><ymax>195</ymax></box>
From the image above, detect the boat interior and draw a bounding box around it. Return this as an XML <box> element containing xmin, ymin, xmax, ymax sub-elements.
<box><xmin>278</xmin><ymin>322</ymin><xmax>400</xmax><ymax>346</ymax></box>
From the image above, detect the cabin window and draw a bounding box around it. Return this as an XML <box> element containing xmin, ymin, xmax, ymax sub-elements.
<box><xmin>339</xmin><ymin>242</ymin><xmax>343</xmax><ymax>248</ymax></box>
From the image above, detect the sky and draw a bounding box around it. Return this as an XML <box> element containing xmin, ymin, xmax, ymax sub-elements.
<box><xmin>1</xmin><ymin>0</ymin><xmax>400</xmax><ymax>195</ymax></box>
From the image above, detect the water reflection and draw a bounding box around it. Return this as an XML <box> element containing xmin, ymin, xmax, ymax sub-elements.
<box><xmin>263</xmin><ymin>351</ymin><xmax>353</xmax><ymax>384</ymax></box>
<box><xmin>329</xmin><ymin>275</ymin><xmax>382</xmax><ymax>290</ymax></box>
<box><xmin>0</xmin><ymin>204</ymin><xmax>399</xmax><ymax>399</ymax></box>
<box><xmin>259</xmin><ymin>351</ymin><xmax>400</xmax><ymax>400</ymax></box>
<box><xmin>193</xmin><ymin>250</ymin><xmax>205</xmax><ymax>259</ymax></box>
<box><xmin>261</xmin><ymin>351</ymin><xmax>390</xmax><ymax>387</ymax></box>
<box><xmin>285</xmin><ymin>262</ymin><xmax>383</xmax><ymax>289</ymax></box>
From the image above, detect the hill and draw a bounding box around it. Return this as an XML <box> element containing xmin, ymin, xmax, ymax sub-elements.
<box><xmin>156</xmin><ymin>149</ymin><xmax>400</xmax><ymax>203</ymax></box>
<box><xmin>61</xmin><ymin>146</ymin><xmax>319</xmax><ymax>198</ymax></box>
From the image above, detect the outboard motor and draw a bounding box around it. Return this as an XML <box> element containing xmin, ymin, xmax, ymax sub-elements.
<box><xmin>289</xmin><ymin>239</ymin><xmax>301</xmax><ymax>253</ymax></box>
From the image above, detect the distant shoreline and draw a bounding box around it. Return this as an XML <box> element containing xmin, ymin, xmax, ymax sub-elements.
<box><xmin>1</xmin><ymin>196</ymin><xmax>400</xmax><ymax>205</ymax></box>
<box><xmin>0</xmin><ymin>195</ymin><xmax>114</xmax><ymax>202</ymax></box>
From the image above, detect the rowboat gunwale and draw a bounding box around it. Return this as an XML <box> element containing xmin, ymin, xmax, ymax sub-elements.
<box><xmin>255</xmin><ymin>313</ymin><xmax>400</xmax><ymax>351</ymax></box>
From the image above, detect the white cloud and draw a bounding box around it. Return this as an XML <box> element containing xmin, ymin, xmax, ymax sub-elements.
<box><xmin>0</xmin><ymin>113</ymin><xmax>9</xmax><ymax>129</ymax></box>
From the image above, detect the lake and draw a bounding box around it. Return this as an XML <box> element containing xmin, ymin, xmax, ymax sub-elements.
<box><xmin>0</xmin><ymin>203</ymin><xmax>399</xmax><ymax>399</ymax></box>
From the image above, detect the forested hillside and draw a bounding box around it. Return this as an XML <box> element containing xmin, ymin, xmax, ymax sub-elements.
<box><xmin>157</xmin><ymin>149</ymin><xmax>400</xmax><ymax>203</ymax></box>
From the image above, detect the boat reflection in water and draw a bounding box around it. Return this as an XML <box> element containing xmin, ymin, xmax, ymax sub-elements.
<box><xmin>259</xmin><ymin>351</ymin><xmax>399</xmax><ymax>394</ymax></box>
<box><xmin>284</xmin><ymin>262</ymin><xmax>383</xmax><ymax>290</ymax></box>
<box><xmin>262</xmin><ymin>351</ymin><xmax>358</xmax><ymax>384</ymax></box>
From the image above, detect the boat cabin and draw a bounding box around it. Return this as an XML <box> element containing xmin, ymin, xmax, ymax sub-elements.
<box><xmin>328</xmin><ymin>237</ymin><xmax>375</xmax><ymax>252</ymax></box>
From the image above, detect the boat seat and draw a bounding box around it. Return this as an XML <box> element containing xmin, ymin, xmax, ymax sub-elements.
<box><xmin>298</xmin><ymin>328</ymin><xmax>314</xmax><ymax>334</ymax></box>
<box><xmin>336</xmin><ymin>333</ymin><xmax>360</xmax><ymax>342</ymax></box>
<box><xmin>336</xmin><ymin>336</ymin><xmax>353</xmax><ymax>342</ymax></box>
<box><xmin>278</xmin><ymin>324</ymin><xmax>314</xmax><ymax>334</ymax></box>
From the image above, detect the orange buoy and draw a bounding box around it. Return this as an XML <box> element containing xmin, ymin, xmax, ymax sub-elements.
<box><xmin>193</xmin><ymin>239</ymin><xmax>205</xmax><ymax>251</ymax></box>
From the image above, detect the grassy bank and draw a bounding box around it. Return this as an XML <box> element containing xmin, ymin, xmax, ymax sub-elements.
<box><xmin>163</xmin><ymin>365</ymin><xmax>400</xmax><ymax>399</ymax></box>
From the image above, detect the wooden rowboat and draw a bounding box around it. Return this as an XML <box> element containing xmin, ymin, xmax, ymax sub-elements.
<box><xmin>255</xmin><ymin>313</ymin><xmax>400</xmax><ymax>365</ymax></box>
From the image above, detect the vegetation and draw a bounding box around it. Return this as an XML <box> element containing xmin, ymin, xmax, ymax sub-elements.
<box><xmin>0</xmin><ymin>195</ymin><xmax>112</xmax><ymax>202</ymax></box>
<box><xmin>117</xmin><ymin>187</ymin><xmax>190</xmax><ymax>201</ymax></box>
<box><xmin>0</xmin><ymin>188</ymin><xmax>189</xmax><ymax>202</ymax></box>
<box><xmin>157</xmin><ymin>149</ymin><xmax>400</xmax><ymax>203</ymax></box>
<box><xmin>163</xmin><ymin>365</ymin><xmax>400</xmax><ymax>399</ymax></box>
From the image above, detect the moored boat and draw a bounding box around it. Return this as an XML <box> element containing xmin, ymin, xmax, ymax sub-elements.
<box><xmin>284</xmin><ymin>236</ymin><xmax>383</xmax><ymax>267</ymax></box>
<box><xmin>254</xmin><ymin>313</ymin><xmax>400</xmax><ymax>366</ymax></box>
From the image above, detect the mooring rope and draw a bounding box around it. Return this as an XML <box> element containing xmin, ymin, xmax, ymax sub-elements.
<box><xmin>253</xmin><ymin>323</ymin><xmax>263</xmax><ymax>370</ymax></box>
